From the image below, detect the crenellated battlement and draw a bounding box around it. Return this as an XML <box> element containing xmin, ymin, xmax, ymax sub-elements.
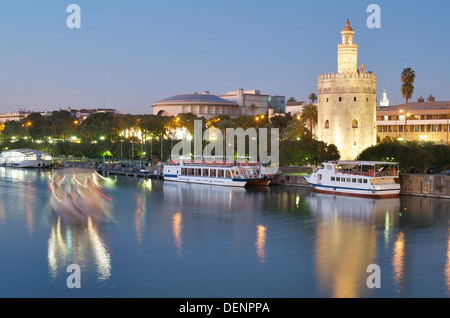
<box><xmin>318</xmin><ymin>71</ymin><xmax>376</xmax><ymax>81</ymax></box>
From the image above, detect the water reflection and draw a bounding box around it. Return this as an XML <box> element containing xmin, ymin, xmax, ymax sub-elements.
<box><xmin>308</xmin><ymin>194</ymin><xmax>401</xmax><ymax>298</ymax></box>
<box><xmin>392</xmin><ymin>231</ymin><xmax>406</xmax><ymax>294</ymax></box>
<box><xmin>256</xmin><ymin>225</ymin><xmax>267</xmax><ymax>264</ymax></box>
<box><xmin>47</xmin><ymin>217</ymin><xmax>111</xmax><ymax>282</ymax></box>
<box><xmin>446</xmin><ymin>228</ymin><xmax>450</xmax><ymax>296</ymax></box>
<box><xmin>173</xmin><ymin>212</ymin><xmax>183</xmax><ymax>258</ymax></box>
<box><xmin>2</xmin><ymin>166</ymin><xmax>450</xmax><ymax>297</ymax></box>
<box><xmin>163</xmin><ymin>181</ymin><xmax>253</xmax><ymax>212</ymax></box>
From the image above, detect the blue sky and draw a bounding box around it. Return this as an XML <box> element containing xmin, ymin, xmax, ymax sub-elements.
<box><xmin>0</xmin><ymin>0</ymin><xmax>449</xmax><ymax>114</ymax></box>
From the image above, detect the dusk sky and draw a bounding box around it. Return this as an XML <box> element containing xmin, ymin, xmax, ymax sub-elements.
<box><xmin>0</xmin><ymin>0</ymin><xmax>449</xmax><ymax>114</ymax></box>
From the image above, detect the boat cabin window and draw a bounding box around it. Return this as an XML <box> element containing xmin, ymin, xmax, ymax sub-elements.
<box><xmin>346</xmin><ymin>178</ymin><xmax>351</xmax><ymax>182</ymax></box>
<box><xmin>336</xmin><ymin>177</ymin><xmax>340</xmax><ymax>181</ymax></box>
<box><xmin>326</xmin><ymin>165</ymin><xmax>332</xmax><ymax>170</ymax></box>
<box><xmin>331</xmin><ymin>176</ymin><xmax>335</xmax><ymax>181</ymax></box>
<box><xmin>357</xmin><ymin>179</ymin><xmax>362</xmax><ymax>183</ymax></box>
<box><xmin>363</xmin><ymin>179</ymin><xmax>368</xmax><ymax>184</ymax></box>
<box><xmin>352</xmin><ymin>178</ymin><xmax>356</xmax><ymax>183</ymax></box>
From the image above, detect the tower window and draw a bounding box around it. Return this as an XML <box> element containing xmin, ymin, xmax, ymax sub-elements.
<box><xmin>339</xmin><ymin>97</ymin><xmax>342</xmax><ymax>102</ymax></box>
<box><xmin>325</xmin><ymin>120</ymin><xmax>330</xmax><ymax>129</ymax></box>
<box><xmin>352</xmin><ymin>119</ymin><xmax>358</xmax><ymax>128</ymax></box>
<box><xmin>326</xmin><ymin>98</ymin><xmax>329</xmax><ymax>102</ymax></box>
<box><xmin>366</xmin><ymin>97</ymin><xmax>369</xmax><ymax>102</ymax></box>
<box><xmin>354</xmin><ymin>97</ymin><xmax>357</xmax><ymax>102</ymax></box>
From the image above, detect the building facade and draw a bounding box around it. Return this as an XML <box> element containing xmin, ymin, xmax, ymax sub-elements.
<box><xmin>152</xmin><ymin>88</ymin><xmax>285</xmax><ymax>119</ymax></box>
<box><xmin>317</xmin><ymin>20</ymin><xmax>377</xmax><ymax>160</ymax></box>
<box><xmin>152</xmin><ymin>91</ymin><xmax>239</xmax><ymax>119</ymax></box>
<box><xmin>0</xmin><ymin>110</ymin><xmax>31</xmax><ymax>123</ymax></box>
<box><xmin>285</xmin><ymin>101</ymin><xmax>307</xmax><ymax>116</ymax></box>
<box><xmin>376</xmin><ymin>96</ymin><xmax>450</xmax><ymax>144</ymax></box>
<box><xmin>218</xmin><ymin>88</ymin><xmax>279</xmax><ymax>116</ymax></box>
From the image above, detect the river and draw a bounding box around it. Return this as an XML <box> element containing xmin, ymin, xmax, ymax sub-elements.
<box><xmin>0</xmin><ymin>167</ymin><xmax>449</xmax><ymax>298</ymax></box>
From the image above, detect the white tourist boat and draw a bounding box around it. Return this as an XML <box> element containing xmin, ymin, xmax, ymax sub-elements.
<box><xmin>163</xmin><ymin>155</ymin><xmax>273</xmax><ymax>187</ymax></box>
<box><xmin>305</xmin><ymin>160</ymin><xmax>401</xmax><ymax>198</ymax></box>
<box><xmin>0</xmin><ymin>149</ymin><xmax>53</xmax><ymax>168</ymax></box>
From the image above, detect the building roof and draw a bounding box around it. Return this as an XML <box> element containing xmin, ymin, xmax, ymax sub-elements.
<box><xmin>153</xmin><ymin>93</ymin><xmax>238</xmax><ymax>106</ymax></box>
<box><xmin>286</xmin><ymin>101</ymin><xmax>306</xmax><ymax>106</ymax></box>
<box><xmin>377</xmin><ymin>101</ymin><xmax>450</xmax><ymax>113</ymax></box>
<box><xmin>342</xmin><ymin>20</ymin><xmax>353</xmax><ymax>32</ymax></box>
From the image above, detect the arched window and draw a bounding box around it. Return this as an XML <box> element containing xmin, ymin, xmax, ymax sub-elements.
<box><xmin>352</xmin><ymin>119</ymin><xmax>358</xmax><ymax>128</ymax></box>
<box><xmin>339</xmin><ymin>97</ymin><xmax>342</xmax><ymax>102</ymax></box>
<box><xmin>325</xmin><ymin>120</ymin><xmax>330</xmax><ymax>129</ymax></box>
<box><xmin>326</xmin><ymin>98</ymin><xmax>329</xmax><ymax>102</ymax></box>
<box><xmin>354</xmin><ymin>97</ymin><xmax>357</xmax><ymax>102</ymax></box>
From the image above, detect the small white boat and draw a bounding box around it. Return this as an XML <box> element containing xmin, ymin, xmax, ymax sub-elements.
<box><xmin>305</xmin><ymin>160</ymin><xmax>401</xmax><ymax>198</ymax></box>
<box><xmin>0</xmin><ymin>149</ymin><xmax>53</xmax><ymax>168</ymax></box>
<box><xmin>163</xmin><ymin>155</ymin><xmax>272</xmax><ymax>187</ymax></box>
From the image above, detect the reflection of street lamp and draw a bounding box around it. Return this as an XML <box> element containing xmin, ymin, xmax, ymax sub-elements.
<box><xmin>120</xmin><ymin>140</ymin><xmax>124</xmax><ymax>160</ymax></box>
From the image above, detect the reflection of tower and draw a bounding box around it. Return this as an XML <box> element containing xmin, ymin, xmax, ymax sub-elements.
<box><xmin>318</xmin><ymin>20</ymin><xmax>377</xmax><ymax>160</ymax></box>
<box><xmin>309</xmin><ymin>194</ymin><xmax>400</xmax><ymax>297</ymax></box>
<box><xmin>315</xmin><ymin>217</ymin><xmax>377</xmax><ymax>297</ymax></box>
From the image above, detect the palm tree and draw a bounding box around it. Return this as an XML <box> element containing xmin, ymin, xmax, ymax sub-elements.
<box><xmin>401</xmin><ymin>68</ymin><xmax>415</xmax><ymax>140</ymax></box>
<box><xmin>308</xmin><ymin>93</ymin><xmax>318</xmax><ymax>104</ymax></box>
<box><xmin>287</xmin><ymin>97</ymin><xmax>297</xmax><ymax>104</ymax></box>
<box><xmin>301</xmin><ymin>103</ymin><xmax>318</xmax><ymax>136</ymax></box>
<box><xmin>247</xmin><ymin>103</ymin><xmax>258</xmax><ymax>116</ymax></box>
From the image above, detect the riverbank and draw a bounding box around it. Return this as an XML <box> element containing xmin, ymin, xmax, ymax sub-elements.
<box><xmin>270</xmin><ymin>173</ymin><xmax>450</xmax><ymax>199</ymax></box>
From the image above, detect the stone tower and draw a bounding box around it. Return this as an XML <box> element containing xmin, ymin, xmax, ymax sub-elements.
<box><xmin>317</xmin><ymin>20</ymin><xmax>377</xmax><ymax>160</ymax></box>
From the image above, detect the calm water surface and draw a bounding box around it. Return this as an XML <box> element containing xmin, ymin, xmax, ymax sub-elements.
<box><xmin>0</xmin><ymin>167</ymin><xmax>449</xmax><ymax>298</ymax></box>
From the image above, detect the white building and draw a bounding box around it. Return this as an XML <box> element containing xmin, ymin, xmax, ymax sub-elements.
<box><xmin>379</xmin><ymin>89</ymin><xmax>389</xmax><ymax>107</ymax></box>
<box><xmin>218</xmin><ymin>88</ymin><xmax>284</xmax><ymax>116</ymax></box>
<box><xmin>0</xmin><ymin>110</ymin><xmax>30</xmax><ymax>123</ymax></box>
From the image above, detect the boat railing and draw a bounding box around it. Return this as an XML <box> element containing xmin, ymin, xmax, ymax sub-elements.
<box><xmin>167</xmin><ymin>155</ymin><xmax>261</xmax><ymax>167</ymax></box>
<box><xmin>333</xmin><ymin>168</ymin><xmax>399</xmax><ymax>177</ymax></box>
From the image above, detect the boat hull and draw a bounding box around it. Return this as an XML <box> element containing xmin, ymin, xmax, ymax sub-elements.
<box><xmin>1</xmin><ymin>160</ymin><xmax>53</xmax><ymax>168</ymax></box>
<box><xmin>246</xmin><ymin>178</ymin><xmax>272</xmax><ymax>186</ymax></box>
<box><xmin>311</xmin><ymin>187</ymin><xmax>399</xmax><ymax>198</ymax></box>
<box><xmin>305</xmin><ymin>180</ymin><xmax>400</xmax><ymax>198</ymax></box>
<box><xmin>163</xmin><ymin>175</ymin><xmax>247</xmax><ymax>187</ymax></box>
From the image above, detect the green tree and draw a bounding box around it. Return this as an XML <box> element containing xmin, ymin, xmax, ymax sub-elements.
<box><xmin>80</xmin><ymin>112</ymin><xmax>114</xmax><ymax>141</ymax></box>
<box><xmin>287</xmin><ymin>97</ymin><xmax>297</xmax><ymax>103</ymax></box>
<box><xmin>301</xmin><ymin>103</ymin><xmax>318</xmax><ymax>136</ymax></box>
<box><xmin>308</xmin><ymin>93</ymin><xmax>318</xmax><ymax>104</ymax></box>
<box><xmin>50</xmin><ymin>110</ymin><xmax>73</xmax><ymax>140</ymax></box>
<box><xmin>247</xmin><ymin>103</ymin><xmax>258</xmax><ymax>116</ymax></box>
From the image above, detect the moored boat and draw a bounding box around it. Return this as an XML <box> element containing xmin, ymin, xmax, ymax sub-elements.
<box><xmin>0</xmin><ymin>149</ymin><xmax>53</xmax><ymax>168</ymax></box>
<box><xmin>305</xmin><ymin>160</ymin><xmax>401</xmax><ymax>198</ymax></box>
<box><xmin>163</xmin><ymin>155</ymin><xmax>272</xmax><ymax>187</ymax></box>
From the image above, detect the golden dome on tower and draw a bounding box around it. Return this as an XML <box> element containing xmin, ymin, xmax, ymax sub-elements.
<box><xmin>342</xmin><ymin>19</ymin><xmax>353</xmax><ymax>32</ymax></box>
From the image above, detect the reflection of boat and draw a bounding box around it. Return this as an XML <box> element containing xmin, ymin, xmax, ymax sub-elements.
<box><xmin>0</xmin><ymin>149</ymin><xmax>53</xmax><ymax>168</ymax></box>
<box><xmin>307</xmin><ymin>192</ymin><xmax>401</xmax><ymax>220</ymax></box>
<box><xmin>49</xmin><ymin>168</ymin><xmax>112</xmax><ymax>223</ymax></box>
<box><xmin>305</xmin><ymin>160</ymin><xmax>401</xmax><ymax>198</ymax></box>
<box><xmin>163</xmin><ymin>155</ymin><xmax>272</xmax><ymax>187</ymax></box>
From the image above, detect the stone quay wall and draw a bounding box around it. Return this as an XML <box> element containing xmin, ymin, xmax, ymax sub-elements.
<box><xmin>272</xmin><ymin>173</ymin><xmax>450</xmax><ymax>198</ymax></box>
